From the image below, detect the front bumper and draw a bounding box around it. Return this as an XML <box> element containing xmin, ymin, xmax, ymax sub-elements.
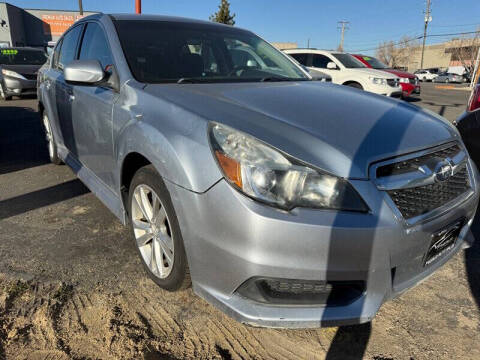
<box><xmin>400</xmin><ymin>82</ymin><xmax>421</xmax><ymax>97</ymax></box>
<box><xmin>2</xmin><ymin>76</ymin><xmax>37</xmax><ymax>96</ymax></box>
<box><xmin>364</xmin><ymin>82</ymin><xmax>403</xmax><ymax>97</ymax></box>
<box><xmin>167</xmin><ymin>160</ymin><xmax>479</xmax><ymax>328</ymax></box>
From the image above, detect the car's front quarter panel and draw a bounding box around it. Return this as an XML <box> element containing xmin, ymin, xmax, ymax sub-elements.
<box><xmin>113</xmin><ymin>82</ymin><xmax>223</xmax><ymax>195</ymax></box>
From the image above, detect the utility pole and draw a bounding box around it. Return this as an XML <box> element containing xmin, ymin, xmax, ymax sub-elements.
<box><xmin>307</xmin><ymin>38</ymin><xmax>310</xmax><ymax>48</ymax></box>
<box><xmin>78</xmin><ymin>0</ymin><xmax>83</xmax><ymax>15</ymax></box>
<box><xmin>135</xmin><ymin>0</ymin><xmax>142</xmax><ymax>14</ymax></box>
<box><xmin>337</xmin><ymin>21</ymin><xmax>349</xmax><ymax>52</ymax></box>
<box><xmin>420</xmin><ymin>0</ymin><xmax>432</xmax><ymax>69</ymax></box>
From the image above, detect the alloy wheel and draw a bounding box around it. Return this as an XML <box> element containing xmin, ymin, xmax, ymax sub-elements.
<box><xmin>131</xmin><ymin>184</ymin><xmax>174</xmax><ymax>279</ymax></box>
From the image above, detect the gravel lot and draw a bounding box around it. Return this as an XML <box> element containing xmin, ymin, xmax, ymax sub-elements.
<box><xmin>0</xmin><ymin>84</ymin><xmax>478</xmax><ymax>360</ymax></box>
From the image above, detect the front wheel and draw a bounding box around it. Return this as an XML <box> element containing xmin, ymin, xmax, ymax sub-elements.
<box><xmin>345</xmin><ymin>82</ymin><xmax>363</xmax><ymax>90</ymax></box>
<box><xmin>128</xmin><ymin>165</ymin><xmax>191</xmax><ymax>291</ymax></box>
<box><xmin>0</xmin><ymin>83</ymin><xmax>11</xmax><ymax>101</ymax></box>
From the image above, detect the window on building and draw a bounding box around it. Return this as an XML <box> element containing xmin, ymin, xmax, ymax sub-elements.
<box><xmin>79</xmin><ymin>22</ymin><xmax>114</xmax><ymax>70</ymax></box>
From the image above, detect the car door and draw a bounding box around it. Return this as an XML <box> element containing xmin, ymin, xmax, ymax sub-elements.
<box><xmin>310</xmin><ymin>54</ymin><xmax>341</xmax><ymax>83</ymax></box>
<box><xmin>70</xmin><ymin>21</ymin><xmax>118</xmax><ymax>187</ymax></box>
<box><xmin>41</xmin><ymin>39</ymin><xmax>64</xmax><ymax>145</ymax></box>
<box><xmin>53</xmin><ymin>24</ymin><xmax>84</xmax><ymax>157</ymax></box>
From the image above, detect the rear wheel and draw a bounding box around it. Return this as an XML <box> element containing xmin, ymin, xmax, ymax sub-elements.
<box><xmin>128</xmin><ymin>165</ymin><xmax>191</xmax><ymax>291</ymax></box>
<box><xmin>423</xmin><ymin>76</ymin><xmax>427</xmax><ymax>82</ymax></box>
<box><xmin>445</xmin><ymin>78</ymin><xmax>449</xmax><ymax>83</ymax></box>
<box><xmin>42</xmin><ymin>112</ymin><xmax>62</xmax><ymax>165</ymax></box>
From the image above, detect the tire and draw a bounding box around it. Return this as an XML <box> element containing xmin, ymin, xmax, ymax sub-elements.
<box><xmin>42</xmin><ymin>111</ymin><xmax>62</xmax><ymax>165</ymax></box>
<box><xmin>0</xmin><ymin>83</ymin><xmax>11</xmax><ymax>101</ymax></box>
<box><xmin>345</xmin><ymin>82</ymin><xmax>363</xmax><ymax>90</ymax></box>
<box><xmin>445</xmin><ymin>78</ymin><xmax>449</xmax><ymax>83</ymax></box>
<box><xmin>423</xmin><ymin>77</ymin><xmax>427</xmax><ymax>82</ymax></box>
<box><xmin>128</xmin><ymin>165</ymin><xmax>191</xmax><ymax>291</ymax></box>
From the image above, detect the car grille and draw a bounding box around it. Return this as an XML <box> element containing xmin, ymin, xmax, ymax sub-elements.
<box><xmin>377</xmin><ymin>145</ymin><xmax>461</xmax><ymax>177</ymax></box>
<box><xmin>376</xmin><ymin>144</ymin><xmax>471</xmax><ymax>219</ymax></box>
<box><xmin>21</xmin><ymin>73</ymin><xmax>37</xmax><ymax>80</ymax></box>
<box><xmin>387</xmin><ymin>166</ymin><xmax>470</xmax><ymax>219</ymax></box>
<box><xmin>387</xmin><ymin>79</ymin><xmax>398</xmax><ymax>87</ymax></box>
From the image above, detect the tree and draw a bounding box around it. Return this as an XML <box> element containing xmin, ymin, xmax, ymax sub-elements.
<box><xmin>376</xmin><ymin>36</ymin><xmax>419</xmax><ymax>68</ymax></box>
<box><xmin>210</xmin><ymin>0</ymin><xmax>235</xmax><ymax>26</ymax></box>
<box><xmin>448</xmin><ymin>28</ymin><xmax>480</xmax><ymax>74</ymax></box>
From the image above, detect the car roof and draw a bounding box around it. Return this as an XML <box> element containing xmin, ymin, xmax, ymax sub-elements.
<box><xmin>106</xmin><ymin>13</ymin><xmax>249</xmax><ymax>31</ymax></box>
<box><xmin>0</xmin><ymin>47</ymin><xmax>44</xmax><ymax>51</ymax></box>
<box><xmin>284</xmin><ymin>49</ymin><xmax>343</xmax><ymax>55</ymax></box>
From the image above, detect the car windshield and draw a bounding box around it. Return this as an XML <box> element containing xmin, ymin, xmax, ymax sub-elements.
<box><xmin>358</xmin><ymin>55</ymin><xmax>389</xmax><ymax>69</ymax></box>
<box><xmin>113</xmin><ymin>20</ymin><xmax>308</xmax><ymax>83</ymax></box>
<box><xmin>0</xmin><ymin>48</ymin><xmax>47</xmax><ymax>65</ymax></box>
<box><xmin>332</xmin><ymin>53</ymin><xmax>366</xmax><ymax>68</ymax></box>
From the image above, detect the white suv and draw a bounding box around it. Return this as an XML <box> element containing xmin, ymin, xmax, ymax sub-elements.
<box><xmin>284</xmin><ymin>49</ymin><xmax>402</xmax><ymax>97</ymax></box>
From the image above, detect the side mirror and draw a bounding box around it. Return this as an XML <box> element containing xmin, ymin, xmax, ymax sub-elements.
<box><xmin>327</xmin><ymin>62</ymin><xmax>338</xmax><ymax>70</ymax></box>
<box><xmin>64</xmin><ymin>59</ymin><xmax>105</xmax><ymax>84</ymax></box>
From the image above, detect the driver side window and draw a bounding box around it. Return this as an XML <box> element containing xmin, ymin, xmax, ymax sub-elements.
<box><xmin>311</xmin><ymin>54</ymin><xmax>332</xmax><ymax>69</ymax></box>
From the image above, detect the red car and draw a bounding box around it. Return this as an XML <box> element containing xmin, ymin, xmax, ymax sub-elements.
<box><xmin>353</xmin><ymin>54</ymin><xmax>420</xmax><ymax>98</ymax></box>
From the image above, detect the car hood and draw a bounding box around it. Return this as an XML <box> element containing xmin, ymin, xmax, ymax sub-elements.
<box><xmin>144</xmin><ymin>81</ymin><xmax>459</xmax><ymax>179</ymax></box>
<box><xmin>345</xmin><ymin>67</ymin><xmax>398</xmax><ymax>79</ymax></box>
<box><xmin>382</xmin><ymin>69</ymin><xmax>416</xmax><ymax>79</ymax></box>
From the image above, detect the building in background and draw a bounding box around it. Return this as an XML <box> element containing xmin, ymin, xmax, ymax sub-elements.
<box><xmin>394</xmin><ymin>38</ymin><xmax>480</xmax><ymax>73</ymax></box>
<box><xmin>0</xmin><ymin>2</ymin><xmax>96</xmax><ymax>49</ymax></box>
<box><xmin>271</xmin><ymin>42</ymin><xmax>298</xmax><ymax>50</ymax></box>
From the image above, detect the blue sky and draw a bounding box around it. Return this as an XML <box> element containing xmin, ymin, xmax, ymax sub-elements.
<box><xmin>6</xmin><ymin>0</ymin><xmax>480</xmax><ymax>54</ymax></box>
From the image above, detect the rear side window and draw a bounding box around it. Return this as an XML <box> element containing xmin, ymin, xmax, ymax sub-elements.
<box><xmin>289</xmin><ymin>53</ymin><xmax>308</xmax><ymax>66</ymax></box>
<box><xmin>58</xmin><ymin>25</ymin><xmax>83</xmax><ymax>70</ymax></box>
<box><xmin>311</xmin><ymin>54</ymin><xmax>331</xmax><ymax>69</ymax></box>
<box><xmin>79</xmin><ymin>22</ymin><xmax>114</xmax><ymax>70</ymax></box>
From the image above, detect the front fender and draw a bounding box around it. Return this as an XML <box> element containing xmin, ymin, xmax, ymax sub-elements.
<box><xmin>114</xmin><ymin>97</ymin><xmax>223</xmax><ymax>194</ymax></box>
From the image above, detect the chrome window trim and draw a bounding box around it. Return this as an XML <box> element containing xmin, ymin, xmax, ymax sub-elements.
<box><xmin>369</xmin><ymin>142</ymin><xmax>475</xmax><ymax>227</ymax></box>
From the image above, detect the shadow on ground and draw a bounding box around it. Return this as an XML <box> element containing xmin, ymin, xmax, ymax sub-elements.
<box><xmin>0</xmin><ymin>105</ymin><xmax>49</xmax><ymax>175</ymax></box>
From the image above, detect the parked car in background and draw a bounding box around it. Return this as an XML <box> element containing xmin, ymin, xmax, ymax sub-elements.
<box><xmin>433</xmin><ymin>72</ymin><xmax>466</xmax><ymax>84</ymax></box>
<box><xmin>352</xmin><ymin>54</ymin><xmax>420</xmax><ymax>98</ymax></box>
<box><xmin>455</xmin><ymin>82</ymin><xmax>480</xmax><ymax>167</ymax></box>
<box><xmin>284</xmin><ymin>49</ymin><xmax>402</xmax><ymax>97</ymax></box>
<box><xmin>287</xmin><ymin>55</ymin><xmax>332</xmax><ymax>82</ymax></box>
<box><xmin>414</xmin><ymin>69</ymin><xmax>439</xmax><ymax>82</ymax></box>
<box><xmin>38</xmin><ymin>13</ymin><xmax>479</xmax><ymax>328</ymax></box>
<box><xmin>0</xmin><ymin>47</ymin><xmax>47</xmax><ymax>100</ymax></box>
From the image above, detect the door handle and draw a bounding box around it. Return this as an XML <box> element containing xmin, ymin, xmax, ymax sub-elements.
<box><xmin>68</xmin><ymin>94</ymin><xmax>75</xmax><ymax>102</ymax></box>
<box><xmin>45</xmin><ymin>80</ymin><xmax>51</xmax><ymax>90</ymax></box>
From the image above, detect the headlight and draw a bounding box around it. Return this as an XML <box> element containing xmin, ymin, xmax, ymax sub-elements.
<box><xmin>399</xmin><ymin>77</ymin><xmax>409</xmax><ymax>83</ymax></box>
<box><xmin>209</xmin><ymin>123</ymin><xmax>368</xmax><ymax>212</ymax></box>
<box><xmin>370</xmin><ymin>77</ymin><xmax>387</xmax><ymax>85</ymax></box>
<box><xmin>1</xmin><ymin>69</ymin><xmax>26</xmax><ymax>80</ymax></box>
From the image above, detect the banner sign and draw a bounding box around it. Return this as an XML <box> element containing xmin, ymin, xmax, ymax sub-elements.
<box><xmin>42</xmin><ymin>14</ymin><xmax>84</xmax><ymax>36</ymax></box>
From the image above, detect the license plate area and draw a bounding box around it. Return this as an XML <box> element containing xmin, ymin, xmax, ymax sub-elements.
<box><xmin>424</xmin><ymin>218</ymin><xmax>465</xmax><ymax>267</ymax></box>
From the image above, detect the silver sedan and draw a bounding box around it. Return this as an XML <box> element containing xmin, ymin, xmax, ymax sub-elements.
<box><xmin>37</xmin><ymin>13</ymin><xmax>479</xmax><ymax>328</ymax></box>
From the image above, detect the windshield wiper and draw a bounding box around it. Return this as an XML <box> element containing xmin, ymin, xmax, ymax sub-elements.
<box><xmin>177</xmin><ymin>78</ymin><xmax>203</xmax><ymax>84</ymax></box>
<box><xmin>259</xmin><ymin>76</ymin><xmax>290</xmax><ymax>82</ymax></box>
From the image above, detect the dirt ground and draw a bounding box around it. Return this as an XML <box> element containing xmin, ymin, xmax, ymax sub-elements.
<box><xmin>0</xmin><ymin>88</ymin><xmax>479</xmax><ymax>360</ymax></box>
